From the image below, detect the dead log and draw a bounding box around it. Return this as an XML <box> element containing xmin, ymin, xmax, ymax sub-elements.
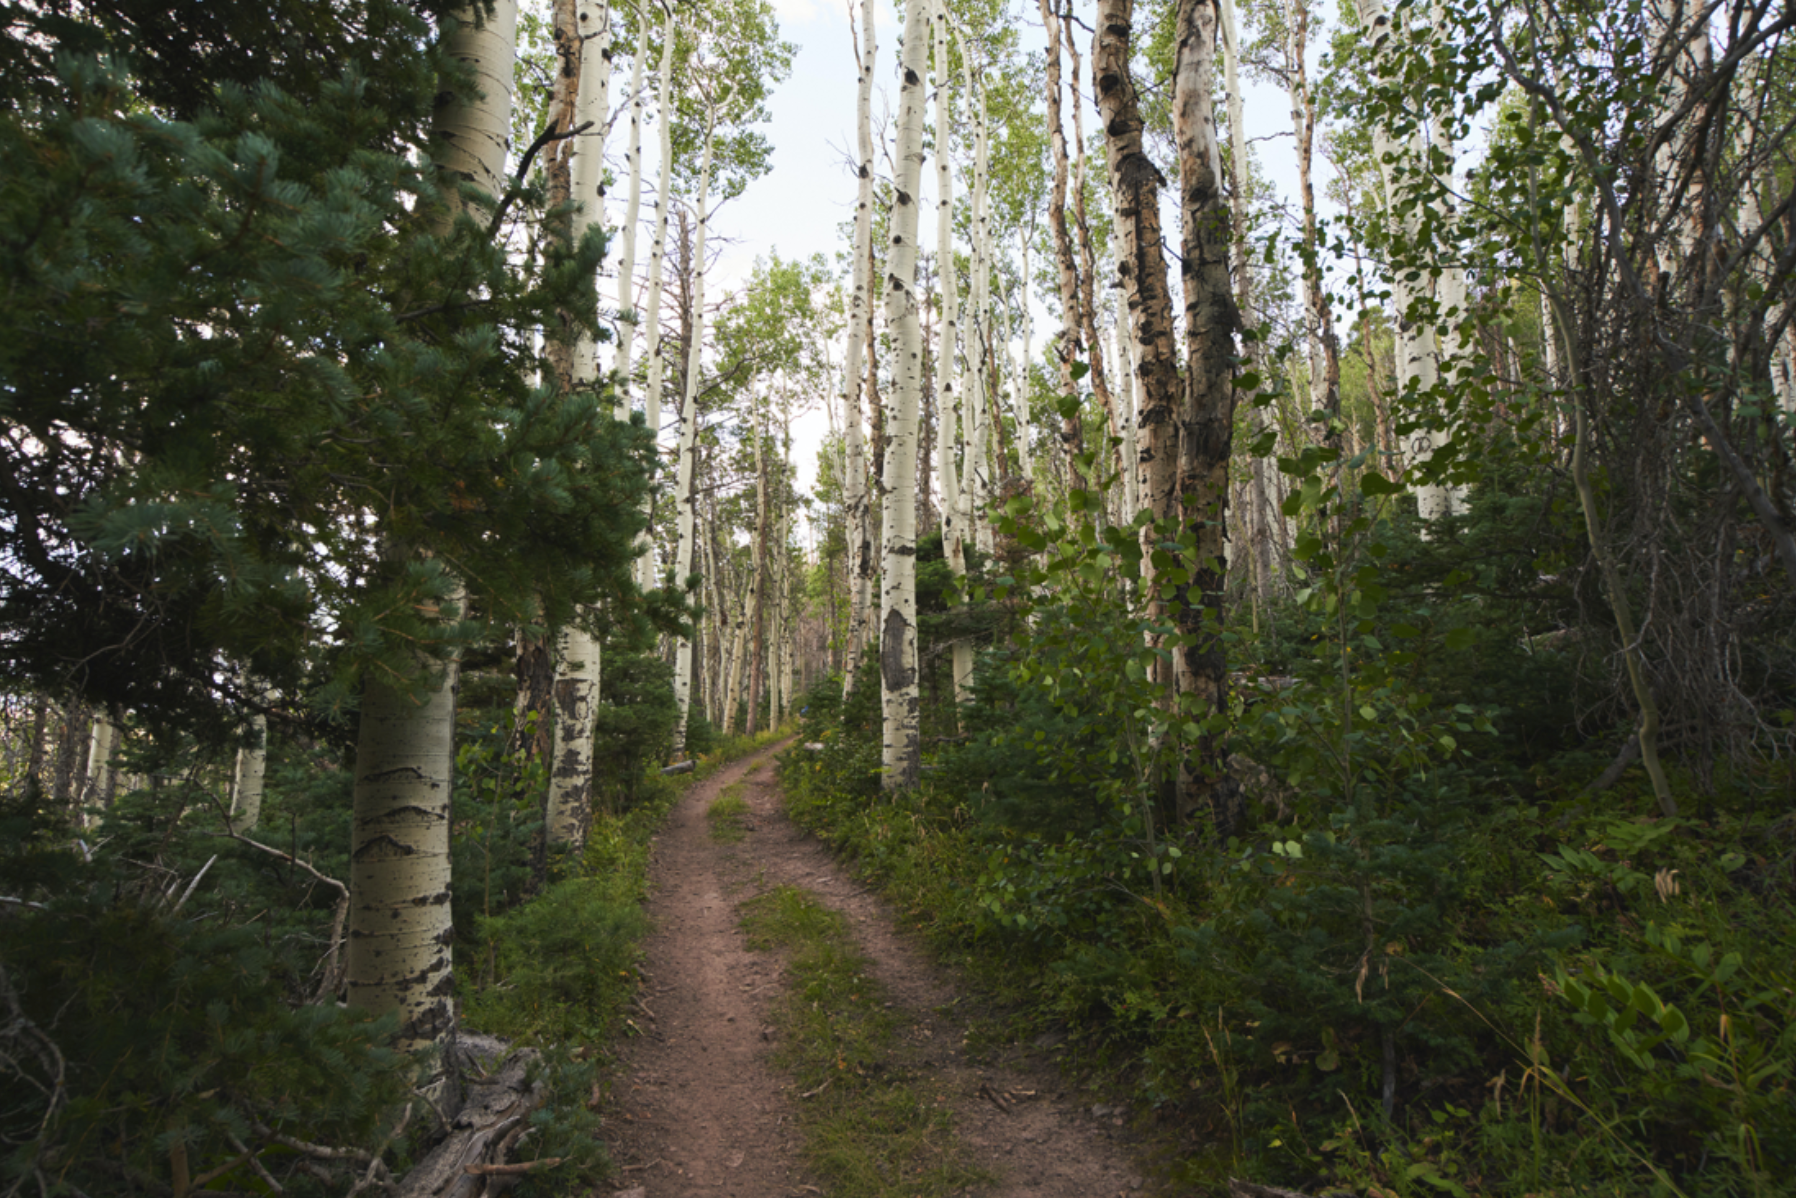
<box><xmin>395</xmin><ymin>1042</ymin><xmax>546</xmax><ymax>1198</ymax></box>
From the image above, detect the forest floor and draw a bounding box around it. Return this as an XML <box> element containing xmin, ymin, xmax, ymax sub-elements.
<box><xmin>596</xmin><ymin>740</ymin><xmax>1154</xmax><ymax>1198</ymax></box>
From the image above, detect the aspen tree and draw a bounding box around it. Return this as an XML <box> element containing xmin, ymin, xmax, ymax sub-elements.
<box><xmin>348</xmin><ymin>0</ymin><xmax>517</xmax><ymax>1066</ymax></box>
<box><xmin>636</xmin><ymin>5</ymin><xmax>677</xmax><ymax>593</ymax></box>
<box><xmin>1281</xmin><ymin>0</ymin><xmax>1342</xmax><ymax>443</ymax></box>
<box><xmin>880</xmin><ymin>0</ymin><xmax>930</xmax><ymax>790</ymax></box>
<box><xmin>1353</xmin><ymin>0</ymin><xmax>1451</xmax><ymax>522</ymax></box>
<box><xmin>1219</xmin><ymin>0</ymin><xmax>1273</xmax><ymax>600</ymax></box>
<box><xmin>1039</xmin><ymin>0</ymin><xmax>1085</xmax><ymax>484</ymax></box>
<box><xmin>228</xmin><ymin>699</ymin><xmax>267</xmax><ymax>835</ymax></box>
<box><xmin>1110</xmin><ymin>232</ymin><xmax>1140</xmax><ymax>522</ymax></box>
<box><xmin>670</xmin><ymin>84</ymin><xmax>717</xmax><ymax>758</ymax></box>
<box><xmin>1171</xmin><ymin>0</ymin><xmax>1239</xmax><ymax>824</ymax></box>
<box><xmin>932</xmin><ymin>0</ymin><xmax>973</xmax><ymax>708</ymax></box>
<box><xmin>1011</xmin><ymin>235</ymin><xmax>1036</xmax><ymax>481</ymax></box>
<box><xmin>546</xmin><ymin>0</ymin><xmax>612</xmax><ymax>853</ymax></box>
<box><xmin>749</xmin><ymin>382</ymin><xmax>769</xmax><ymax>735</ymax></box>
<box><xmin>1064</xmin><ymin>20</ymin><xmax>1123</xmax><ymax>503</ymax></box>
<box><xmin>964</xmin><ymin>58</ymin><xmax>997</xmax><ymax>558</ymax></box>
<box><xmin>612</xmin><ymin>2</ymin><xmax>652</xmax><ymax>417</ymax></box>
<box><xmin>841</xmin><ymin>0</ymin><xmax>878</xmax><ymax>697</ymax></box>
<box><xmin>1094</xmin><ymin>0</ymin><xmax>1181</xmax><ymax>575</ymax></box>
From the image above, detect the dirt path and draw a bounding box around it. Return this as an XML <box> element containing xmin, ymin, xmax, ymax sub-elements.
<box><xmin>600</xmin><ymin>743</ymin><xmax>1150</xmax><ymax>1198</ymax></box>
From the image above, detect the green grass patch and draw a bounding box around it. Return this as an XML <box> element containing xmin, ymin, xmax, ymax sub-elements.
<box><xmin>707</xmin><ymin>784</ymin><xmax>751</xmax><ymax>841</ymax></box>
<box><xmin>739</xmin><ymin>886</ymin><xmax>993</xmax><ymax>1198</ymax></box>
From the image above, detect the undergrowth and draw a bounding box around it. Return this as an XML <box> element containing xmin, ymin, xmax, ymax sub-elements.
<box><xmin>782</xmin><ymin>654</ymin><xmax>1796</xmax><ymax>1197</ymax></box>
<box><xmin>739</xmin><ymin>885</ymin><xmax>993</xmax><ymax>1198</ymax></box>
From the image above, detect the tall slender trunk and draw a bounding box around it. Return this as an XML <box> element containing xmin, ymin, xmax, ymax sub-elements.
<box><xmin>748</xmin><ymin>390</ymin><xmax>769</xmax><ymax>735</ymax></box>
<box><xmin>229</xmin><ymin>695</ymin><xmax>268</xmax><ymax>835</ymax></box>
<box><xmin>842</xmin><ymin>0</ymin><xmax>878</xmax><ymax>696</ymax></box>
<box><xmin>932</xmin><ymin>0</ymin><xmax>973</xmax><ymax>708</ymax></box>
<box><xmin>1222</xmin><ymin>0</ymin><xmax>1273</xmax><ymax>597</ymax></box>
<box><xmin>636</xmin><ymin>7</ymin><xmax>677</xmax><ymax>592</ymax></box>
<box><xmin>881</xmin><ymin>0</ymin><xmax>930</xmax><ymax>790</ymax></box>
<box><xmin>1094</xmin><ymin>0</ymin><xmax>1180</xmax><ymax>570</ymax></box>
<box><xmin>1013</xmin><ymin>235</ymin><xmax>1036</xmax><ymax>481</ymax></box>
<box><xmin>1040</xmin><ymin>0</ymin><xmax>1085</xmax><ymax>484</ymax></box>
<box><xmin>546</xmin><ymin>0</ymin><xmax>613</xmax><ymax>854</ymax></box>
<box><xmin>1065</xmin><ymin>17</ymin><xmax>1122</xmax><ymax>499</ymax></box>
<box><xmin>613</xmin><ymin>3</ymin><xmax>651</xmax><ymax>416</ymax></box>
<box><xmin>1171</xmin><ymin>0</ymin><xmax>1239</xmax><ymax>826</ymax></box>
<box><xmin>347</xmin><ymin>5</ymin><xmax>516</xmax><ymax>1074</ymax></box>
<box><xmin>670</xmin><ymin>96</ymin><xmax>717</xmax><ymax>758</ymax></box>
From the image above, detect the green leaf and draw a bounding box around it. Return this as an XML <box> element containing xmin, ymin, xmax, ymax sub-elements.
<box><xmin>1359</xmin><ymin>471</ymin><xmax>1403</xmax><ymax>496</ymax></box>
<box><xmin>1444</xmin><ymin>627</ymin><xmax>1476</xmax><ymax>651</ymax></box>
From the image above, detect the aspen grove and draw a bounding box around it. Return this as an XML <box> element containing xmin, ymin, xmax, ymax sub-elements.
<box><xmin>2</xmin><ymin>0</ymin><xmax>1795</xmax><ymax>1193</ymax></box>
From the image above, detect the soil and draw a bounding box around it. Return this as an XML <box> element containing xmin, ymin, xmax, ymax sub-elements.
<box><xmin>598</xmin><ymin>742</ymin><xmax>1152</xmax><ymax>1198</ymax></box>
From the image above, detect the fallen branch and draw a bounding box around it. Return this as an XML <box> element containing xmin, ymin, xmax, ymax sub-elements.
<box><xmin>461</xmin><ymin>1158</ymin><xmax>565</xmax><ymax>1177</ymax></box>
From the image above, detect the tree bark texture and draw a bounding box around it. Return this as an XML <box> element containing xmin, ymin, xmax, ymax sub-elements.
<box><xmin>1172</xmin><ymin>0</ymin><xmax>1240</xmax><ymax>826</ymax></box>
<box><xmin>880</xmin><ymin>0</ymin><xmax>930</xmax><ymax>790</ymax></box>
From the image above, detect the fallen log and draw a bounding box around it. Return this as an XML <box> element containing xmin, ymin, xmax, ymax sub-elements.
<box><xmin>661</xmin><ymin>760</ymin><xmax>695</xmax><ymax>775</ymax></box>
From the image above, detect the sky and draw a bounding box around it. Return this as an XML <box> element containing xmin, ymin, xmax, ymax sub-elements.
<box><xmin>663</xmin><ymin>0</ymin><xmax>1332</xmax><ymax>509</ymax></box>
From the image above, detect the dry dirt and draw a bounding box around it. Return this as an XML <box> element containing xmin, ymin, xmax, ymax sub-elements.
<box><xmin>598</xmin><ymin>742</ymin><xmax>1152</xmax><ymax>1198</ymax></box>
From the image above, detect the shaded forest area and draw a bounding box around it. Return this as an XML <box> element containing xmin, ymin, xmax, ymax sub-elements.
<box><xmin>3</xmin><ymin>0</ymin><xmax>1796</xmax><ymax>1194</ymax></box>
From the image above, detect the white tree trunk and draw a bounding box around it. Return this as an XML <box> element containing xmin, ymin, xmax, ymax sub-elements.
<box><xmin>229</xmin><ymin>699</ymin><xmax>268</xmax><ymax>835</ymax></box>
<box><xmin>1013</xmin><ymin>236</ymin><xmax>1036</xmax><ymax>481</ymax></box>
<box><xmin>670</xmin><ymin>102</ymin><xmax>717</xmax><ymax>758</ymax></box>
<box><xmin>842</xmin><ymin>0</ymin><xmax>877</xmax><ymax>697</ymax></box>
<box><xmin>931</xmin><ymin>0</ymin><xmax>973</xmax><ymax>708</ymax></box>
<box><xmin>547</xmin><ymin>0</ymin><xmax>613</xmax><ymax>853</ymax></box>
<box><xmin>967</xmin><ymin>82</ymin><xmax>996</xmax><ymax>558</ymax></box>
<box><xmin>348</xmin><ymin>654</ymin><xmax>460</xmax><ymax>1060</ymax></box>
<box><xmin>612</xmin><ymin>3</ymin><xmax>652</xmax><ymax>415</ymax></box>
<box><xmin>350</xmin><ymin>1</ymin><xmax>515</xmax><ymax>1069</ymax></box>
<box><xmin>83</xmin><ymin>711</ymin><xmax>114</xmax><ymax>809</ymax></box>
<box><xmin>880</xmin><ymin>0</ymin><xmax>930</xmax><ymax>790</ymax></box>
<box><xmin>636</xmin><ymin>7</ymin><xmax>678</xmax><ymax>593</ymax></box>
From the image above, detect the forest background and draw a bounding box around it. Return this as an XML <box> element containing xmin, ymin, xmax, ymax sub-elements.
<box><xmin>1</xmin><ymin>0</ymin><xmax>1794</xmax><ymax>1194</ymax></box>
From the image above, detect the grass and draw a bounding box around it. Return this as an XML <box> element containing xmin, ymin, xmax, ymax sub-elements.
<box><xmin>739</xmin><ymin>885</ymin><xmax>994</xmax><ymax>1198</ymax></box>
<box><xmin>707</xmin><ymin>784</ymin><xmax>751</xmax><ymax>841</ymax></box>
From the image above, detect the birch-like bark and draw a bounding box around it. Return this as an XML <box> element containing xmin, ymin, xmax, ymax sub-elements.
<box><xmin>1013</xmin><ymin>234</ymin><xmax>1036</xmax><ymax>480</ymax></box>
<box><xmin>635</xmin><ymin>7</ymin><xmax>677</xmax><ymax>593</ymax></box>
<box><xmin>748</xmin><ymin>388</ymin><xmax>769</xmax><ymax>735</ymax></box>
<box><xmin>82</xmin><ymin>710</ymin><xmax>115</xmax><ymax>809</ymax></box>
<box><xmin>1040</xmin><ymin>0</ymin><xmax>1085</xmax><ymax>485</ymax></box>
<box><xmin>350</xmin><ymin>4</ymin><xmax>517</xmax><ymax>1071</ymax></box>
<box><xmin>1094</xmin><ymin>0</ymin><xmax>1180</xmax><ymax>561</ymax></box>
<box><xmin>546</xmin><ymin>0</ymin><xmax>613</xmax><ymax>854</ymax></box>
<box><xmin>670</xmin><ymin>95</ymin><xmax>717</xmax><ymax>758</ymax></box>
<box><xmin>842</xmin><ymin>0</ymin><xmax>878</xmax><ymax>697</ymax></box>
<box><xmin>1065</xmin><ymin>21</ymin><xmax>1122</xmax><ymax>501</ymax></box>
<box><xmin>932</xmin><ymin>0</ymin><xmax>973</xmax><ymax>707</ymax></box>
<box><xmin>1171</xmin><ymin>0</ymin><xmax>1239</xmax><ymax>825</ymax></box>
<box><xmin>1220</xmin><ymin>0</ymin><xmax>1274</xmax><ymax>600</ymax></box>
<box><xmin>229</xmin><ymin>699</ymin><xmax>268</xmax><ymax>835</ymax></box>
<box><xmin>881</xmin><ymin>0</ymin><xmax>930</xmax><ymax>789</ymax></box>
<box><xmin>967</xmin><ymin>76</ymin><xmax>997</xmax><ymax>558</ymax></box>
<box><xmin>612</xmin><ymin>3</ymin><xmax>651</xmax><ymax>416</ymax></box>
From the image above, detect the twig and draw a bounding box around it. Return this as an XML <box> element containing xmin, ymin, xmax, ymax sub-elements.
<box><xmin>482</xmin><ymin>120</ymin><xmax>595</xmax><ymax>237</ymax></box>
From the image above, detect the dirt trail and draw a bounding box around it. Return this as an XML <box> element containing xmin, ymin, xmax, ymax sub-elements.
<box><xmin>600</xmin><ymin>743</ymin><xmax>1150</xmax><ymax>1198</ymax></box>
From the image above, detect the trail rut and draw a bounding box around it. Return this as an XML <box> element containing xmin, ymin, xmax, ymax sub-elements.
<box><xmin>599</xmin><ymin>742</ymin><xmax>1150</xmax><ymax>1197</ymax></box>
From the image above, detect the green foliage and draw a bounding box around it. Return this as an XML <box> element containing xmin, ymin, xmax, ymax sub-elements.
<box><xmin>0</xmin><ymin>870</ymin><xmax>408</xmax><ymax>1195</ymax></box>
<box><xmin>0</xmin><ymin>44</ymin><xmax>651</xmax><ymax>744</ymax></box>
<box><xmin>460</xmin><ymin>878</ymin><xmax>648</xmax><ymax>1046</ymax></box>
<box><xmin>739</xmin><ymin>886</ymin><xmax>993</xmax><ymax>1198</ymax></box>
